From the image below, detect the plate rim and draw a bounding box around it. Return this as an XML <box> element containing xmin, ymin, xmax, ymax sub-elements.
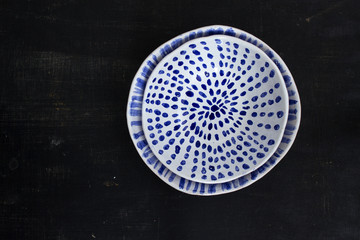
<box><xmin>127</xmin><ymin>25</ymin><xmax>301</xmax><ymax>196</ymax></box>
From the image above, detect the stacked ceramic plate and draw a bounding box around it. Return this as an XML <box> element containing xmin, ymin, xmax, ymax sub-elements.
<box><xmin>127</xmin><ymin>25</ymin><xmax>301</xmax><ymax>196</ymax></box>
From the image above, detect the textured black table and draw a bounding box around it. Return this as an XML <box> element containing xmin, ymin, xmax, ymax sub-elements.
<box><xmin>1</xmin><ymin>1</ymin><xmax>359</xmax><ymax>239</ymax></box>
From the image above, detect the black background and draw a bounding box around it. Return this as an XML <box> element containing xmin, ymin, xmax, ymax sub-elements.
<box><xmin>1</xmin><ymin>0</ymin><xmax>359</xmax><ymax>239</ymax></box>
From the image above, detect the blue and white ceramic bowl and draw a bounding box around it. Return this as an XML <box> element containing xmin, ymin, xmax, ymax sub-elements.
<box><xmin>127</xmin><ymin>25</ymin><xmax>301</xmax><ymax>195</ymax></box>
<box><xmin>142</xmin><ymin>35</ymin><xmax>288</xmax><ymax>184</ymax></box>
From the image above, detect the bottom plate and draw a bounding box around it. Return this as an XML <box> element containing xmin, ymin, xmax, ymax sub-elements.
<box><xmin>127</xmin><ymin>25</ymin><xmax>301</xmax><ymax>195</ymax></box>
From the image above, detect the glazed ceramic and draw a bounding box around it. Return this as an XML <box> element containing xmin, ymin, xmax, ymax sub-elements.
<box><xmin>142</xmin><ymin>35</ymin><xmax>288</xmax><ymax>184</ymax></box>
<box><xmin>127</xmin><ymin>25</ymin><xmax>301</xmax><ymax>195</ymax></box>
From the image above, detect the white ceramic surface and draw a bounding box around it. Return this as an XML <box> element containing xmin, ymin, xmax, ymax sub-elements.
<box><xmin>142</xmin><ymin>35</ymin><xmax>288</xmax><ymax>184</ymax></box>
<box><xmin>127</xmin><ymin>25</ymin><xmax>301</xmax><ymax>195</ymax></box>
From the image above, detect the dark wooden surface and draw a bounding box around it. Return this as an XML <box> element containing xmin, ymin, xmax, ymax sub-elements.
<box><xmin>1</xmin><ymin>0</ymin><xmax>359</xmax><ymax>239</ymax></box>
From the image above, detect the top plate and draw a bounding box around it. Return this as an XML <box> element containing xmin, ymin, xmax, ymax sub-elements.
<box><xmin>142</xmin><ymin>35</ymin><xmax>288</xmax><ymax>184</ymax></box>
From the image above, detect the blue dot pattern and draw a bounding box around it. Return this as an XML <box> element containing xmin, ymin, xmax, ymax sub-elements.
<box><xmin>127</xmin><ymin>25</ymin><xmax>300</xmax><ymax>195</ymax></box>
<box><xmin>143</xmin><ymin>36</ymin><xmax>288</xmax><ymax>183</ymax></box>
